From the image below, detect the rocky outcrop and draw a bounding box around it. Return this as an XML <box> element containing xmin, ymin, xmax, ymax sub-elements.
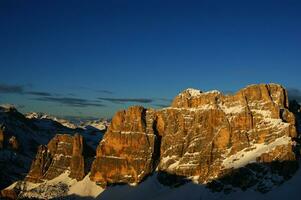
<box><xmin>0</xmin><ymin>104</ymin><xmax>102</xmax><ymax>193</ymax></box>
<box><xmin>90</xmin><ymin>83</ymin><xmax>298</xmax><ymax>187</ymax></box>
<box><xmin>90</xmin><ymin>106</ymin><xmax>159</xmax><ymax>186</ymax></box>
<box><xmin>157</xmin><ymin>84</ymin><xmax>297</xmax><ymax>183</ymax></box>
<box><xmin>26</xmin><ymin>134</ymin><xmax>86</xmax><ymax>183</ymax></box>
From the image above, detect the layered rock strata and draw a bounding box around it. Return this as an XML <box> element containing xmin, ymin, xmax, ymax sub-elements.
<box><xmin>90</xmin><ymin>84</ymin><xmax>298</xmax><ymax>185</ymax></box>
<box><xmin>90</xmin><ymin>106</ymin><xmax>159</xmax><ymax>186</ymax></box>
<box><xmin>25</xmin><ymin>134</ymin><xmax>86</xmax><ymax>182</ymax></box>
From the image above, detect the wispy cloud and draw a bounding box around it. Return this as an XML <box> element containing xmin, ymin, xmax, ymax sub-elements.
<box><xmin>0</xmin><ymin>83</ymin><xmax>107</xmax><ymax>108</ymax></box>
<box><xmin>98</xmin><ymin>97</ymin><xmax>153</xmax><ymax>104</ymax></box>
<box><xmin>25</xmin><ymin>91</ymin><xmax>53</xmax><ymax>97</ymax></box>
<box><xmin>96</xmin><ymin>90</ymin><xmax>114</xmax><ymax>95</ymax></box>
<box><xmin>33</xmin><ymin>97</ymin><xmax>105</xmax><ymax>107</ymax></box>
<box><xmin>156</xmin><ymin>98</ymin><xmax>173</xmax><ymax>102</ymax></box>
<box><xmin>0</xmin><ymin>83</ymin><xmax>53</xmax><ymax>97</ymax></box>
<box><xmin>73</xmin><ymin>85</ymin><xmax>114</xmax><ymax>95</ymax></box>
<box><xmin>288</xmin><ymin>88</ymin><xmax>301</xmax><ymax>102</ymax></box>
<box><xmin>0</xmin><ymin>83</ymin><xmax>24</xmax><ymax>94</ymax></box>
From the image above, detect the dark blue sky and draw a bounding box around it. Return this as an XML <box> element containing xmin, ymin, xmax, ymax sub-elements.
<box><xmin>0</xmin><ymin>0</ymin><xmax>301</xmax><ymax>119</ymax></box>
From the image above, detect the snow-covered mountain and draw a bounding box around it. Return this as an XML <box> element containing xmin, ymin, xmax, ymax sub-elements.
<box><xmin>0</xmin><ymin>106</ymin><xmax>107</xmax><ymax>193</ymax></box>
<box><xmin>79</xmin><ymin>119</ymin><xmax>109</xmax><ymax>132</ymax></box>
<box><xmin>25</xmin><ymin>112</ymin><xmax>78</xmax><ymax>129</ymax></box>
<box><xmin>24</xmin><ymin>112</ymin><xmax>108</xmax><ymax>149</ymax></box>
<box><xmin>25</xmin><ymin>112</ymin><xmax>109</xmax><ymax>133</ymax></box>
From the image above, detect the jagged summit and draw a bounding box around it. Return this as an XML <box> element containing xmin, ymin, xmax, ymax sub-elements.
<box><xmin>172</xmin><ymin>83</ymin><xmax>288</xmax><ymax>109</ymax></box>
<box><xmin>177</xmin><ymin>88</ymin><xmax>221</xmax><ymax>100</ymax></box>
<box><xmin>88</xmin><ymin>83</ymin><xmax>297</xmax><ymax>187</ymax></box>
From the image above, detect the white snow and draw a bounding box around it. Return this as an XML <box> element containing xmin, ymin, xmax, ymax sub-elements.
<box><xmin>185</xmin><ymin>88</ymin><xmax>202</xmax><ymax>97</ymax></box>
<box><xmin>179</xmin><ymin>88</ymin><xmax>221</xmax><ymax>98</ymax></box>
<box><xmin>222</xmin><ymin>136</ymin><xmax>292</xmax><ymax>169</ymax></box>
<box><xmin>163</xmin><ymin>105</ymin><xmax>214</xmax><ymax>112</ymax></box>
<box><xmin>251</xmin><ymin>109</ymin><xmax>290</xmax><ymax>129</ymax></box>
<box><xmin>103</xmin><ymin>155</ymin><xmax>125</xmax><ymax>159</ymax></box>
<box><xmin>46</xmin><ymin>170</ymin><xmax>73</xmax><ymax>184</ymax></box>
<box><xmin>17</xmin><ymin>171</ymin><xmax>104</xmax><ymax>199</ymax></box>
<box><xmin>69</xmin><ymin>173</ymin><xmax>104</xmax><ymax>197</ymax></box>
<box><xmin>219</xmin><ymin>103</ymin><xmax>245</xmax><ymax>115</ymax></box>
<box><xmin>252</xmin><ymin>109</ymin><xmax>272</xmax><ymax>118</ymax></box>
<box><xmin>168</xmin><ymin>160</ymin><xmax>180</xmax><ymax>170</ymax></box>
<box><xmin>96</xmin><ymin>165</ymin><xmax>301</xmax><ymax>200</ymax></box>
<box><xmin>204</xmin><ymin>90</ymin><xmax>221</xmax><ymax>94</ymax></box>
<box><xmin>160</xmin><ymin>156</ymin><xmax>178</xmax><ymax>165</ymax></box>
<box><xmin>120</xmin><ymin>131</ymin><xmax>146</xmax><ymax>135</ymax></box>
<box><xmin>25</xmin><ymin>112</ymin><xmax>78</xmax><ymax>129</ymax></box>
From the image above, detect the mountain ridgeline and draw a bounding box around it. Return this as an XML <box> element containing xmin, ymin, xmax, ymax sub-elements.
<box><xmin>1</xmin><ymin>83</ymin><xmax>301</xmax><ymax>199</ymax></box>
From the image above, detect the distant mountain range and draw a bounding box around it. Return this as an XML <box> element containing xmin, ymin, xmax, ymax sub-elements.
<box><xmin>0</xmin><ymin>105</ymin><xmax>107</xmax><ymax>196</ymax></box>
<box><xmin>1</xmin><ymin>83</ymin><xmax>301</xmax><ymax>200</ymax></box>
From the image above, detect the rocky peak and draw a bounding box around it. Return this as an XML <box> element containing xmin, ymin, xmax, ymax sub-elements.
<box><xmin>172</xmin><ymin>88</ymin><xmax>221</xmax><ymax>108</ymax></box>
<box><xmin>90</xmin><ymin>106</ymin><xmax>159</xmax><ymax>186</ymax></box>
<box><xmin>26</xmin><ymin>134</ymin><xmax>87</xmax><ymax>183</ymax></box>
<box><xmin>90</xmin><ymin>83</ymin><xmax>298</xmax><ymax>189</ymax></box>
<box><xmin>157</xmin><ymin>83</ymin><xmax>297</xmax><ymax>185</ymax></box>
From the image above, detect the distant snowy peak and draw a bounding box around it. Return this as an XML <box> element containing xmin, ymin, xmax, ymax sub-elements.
<box><xmin>179</xmin><ymin>88</ymin><xmax>221</xmax><ymax>98</ymax></box>
<box><xmin>25</xmin><ymin>112</ymin><xmax>109</xmax><ymax>131</ymax></box>
<box><xmin>25</xmin><ymin>112</ymin><xmax>44</xmax><ymax>119</ymax></box>
<box><xmin>80</xmin><ymin>119</ymin><xmax>109</xmax><ymax>131</ymax></box>
<box><xmin>25</xmin><ymin>112</ymin><xmax>77</xmax><ymax>129</ymax></box>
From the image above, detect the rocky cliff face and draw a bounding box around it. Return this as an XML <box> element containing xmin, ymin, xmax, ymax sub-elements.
<box><xmin>90</xmin><ymin>84</ymin><xmax>298</xmax><ymax>187</ymax></box>
<box><xmin>157</xmin><ymin>84</ymin><xmax>297</xmax><ymax>184</ymax></box>
<box><xmin>26</xmin><ymin>134</ymin><xmax>86</xmax><ymax>182</ymax></box>
<box><xmin>90</xmin><ymin>106</ymin><xmax>159</xmax><ymax>186</ymax></box>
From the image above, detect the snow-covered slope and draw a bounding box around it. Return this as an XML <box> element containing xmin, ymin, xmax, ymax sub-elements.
<box><xmin>7</xmin><ymin>171</ymin><xmax>103</xmax><ymax>199</ymax></box>
<box><xmin>0</xmin><ymin>106</ymin><xmax>106</xmax><ymax>191</ymax></box>
<box><xmin>96</xmin><ymin>166</ymin><xmax>301</xmax><ymax>200</ymax></box>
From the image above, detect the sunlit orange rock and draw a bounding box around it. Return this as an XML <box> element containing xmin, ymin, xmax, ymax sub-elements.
<box><xmin>90</xmin><ymin>106</ymin><xmax>159</xmax><ymax>186</ymax></box>
<box><xmin>26</xmin><ymin>134</ymin><xmax>86</xmax><ymax>182</ymax></box>
<box><xmin>157</xmin><ymin>84</ymin><xmax>297</xmax><ymax>183</ymax></box>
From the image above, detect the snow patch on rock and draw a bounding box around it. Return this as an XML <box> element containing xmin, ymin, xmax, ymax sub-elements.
<box><xmin>222</xmin><ymin>136</ymin><xmax>292</xmax><ymax>169</ymax></box>
<box><xmin>18</xmin><ymin>171</ymin><xmax>103</xmax><ymax>199</ymax></box>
